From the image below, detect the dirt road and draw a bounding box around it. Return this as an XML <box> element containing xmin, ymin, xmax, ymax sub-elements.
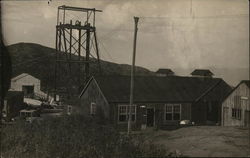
<box><xmin>145</xmin><ymin>126</ymin><xmax>250</xmax><ymax>157</ymax></box>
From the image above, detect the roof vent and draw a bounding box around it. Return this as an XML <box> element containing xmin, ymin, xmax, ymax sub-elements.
<box><xmin>156</xmin><ymin>68</ymin><xmax>174</xmax><ymax>77</ymax></box>
<box><xmin>191</xmin><ymin>69</ymin><xmax>214</xmax><ymax>78</ymax></box>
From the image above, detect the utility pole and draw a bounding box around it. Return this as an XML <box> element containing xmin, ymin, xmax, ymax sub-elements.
<box><xmin>128</xmin><ymin>17</ymin><xmax>139</xmax><ymax>135</ymax></box>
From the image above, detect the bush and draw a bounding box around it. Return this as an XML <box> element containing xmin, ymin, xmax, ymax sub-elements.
<box><xmin>1</xmin><ymin>115</ymin><xmax>167</xmax><ymax>158</ymax></box>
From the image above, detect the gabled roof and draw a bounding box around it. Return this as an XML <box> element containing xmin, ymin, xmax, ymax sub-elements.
<box><xmin>222</xmin><ymin>80</ymin><xmax>250</xmax><ymax>102</ymax></box>
<box><xmin>80</xmin><ymin>75</ymin><xmax>231</xmax><ymax>103</ymax></box>
<box><xmin>156</xmin><ymin>68</ymin><xmax>174</xmax><ymax>74</ymax></box>
<box><xmin>11</xmin><ymin>73</ymin><xmax>39</xmax><ymax>81</ymax></box>
<box><xmin>11</xmin><ymin>73</ymin><xmax>29</xmax><ymax>81</ymax></box>
<box><xmin>191</xmin><ymin>69</ymin><xmax>214</xmax><ymax>76</ymax></box>
<box><xmin>242</xmin><ymin>80</ymin><xmax>250</xmax><ymax>88</ymax></box>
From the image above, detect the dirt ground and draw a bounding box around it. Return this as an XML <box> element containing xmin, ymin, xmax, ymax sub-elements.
<box><xmin>143</xmin><ymin>126</ymin><xmax>250</xmax><ymax>157</ymax></box>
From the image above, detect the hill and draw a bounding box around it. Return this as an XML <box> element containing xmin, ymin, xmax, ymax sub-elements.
<box><xmin>6</xmin><ymin>42</ymin><xmax>154</xmax><ymax>93</ymax></box>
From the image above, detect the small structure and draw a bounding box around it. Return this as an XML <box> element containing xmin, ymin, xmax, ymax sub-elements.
<box><xmin>221</xmin><ymin>80</ymin><xmax>250</xmax><ymax>127</ymax></box>
<box><xmin>79</xmin><ymin>76</ymin><xmax>232</xmax><ymax>130</ymax></box>
<box><xmin>2</xmin><ymin>91</ymin><xmax>24</xmax><ymax>121</ymax></box>
<box><xmin>191</xmin><ymin>69</ymin><xmax>214</xmax><ymax>78</ymax></box>
<box><xmin>156</xmin><ymin>68</ymin><xmax>174</xmax><ymax>76</ymax></box>
<box><xmin>9</xmin><ymin>73</ymin><xmax>51</xmax><ymax>100</ymax></box>
<box><xmin>20</xmin><ymin>109</ymin><xmax>40</xmax><ymax>118</ymax></box>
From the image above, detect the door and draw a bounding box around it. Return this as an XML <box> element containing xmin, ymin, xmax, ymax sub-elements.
<box><xmin>147</xmin><ymin>108</ymin><xmax>154</xmax><ymax>127</ymax></box>
<box><xmin>223</xmin><ymin>107</ymin><xmax>229</xmax><ymax>126</ymax></box>
<box><xmin>244</xmin><ymin>110</ymin><xmax>250</xmax><ymax>127</ymax></box>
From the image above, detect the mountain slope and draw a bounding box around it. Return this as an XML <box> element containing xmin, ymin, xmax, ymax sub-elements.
<box><xmin>7</xmin><ymin>42</ymin><xmax>153</xmax><ymax>91</ymax></box>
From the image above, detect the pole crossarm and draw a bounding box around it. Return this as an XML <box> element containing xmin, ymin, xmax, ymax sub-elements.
<box><xmin>58</xmin><ymin>5</ymin><xmax>102</xmax><ymax>12</ymax></box>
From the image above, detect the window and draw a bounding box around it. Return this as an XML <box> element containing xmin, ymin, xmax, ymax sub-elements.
<box><xmin>232</xmin><ymin>108</ymin><xmax>241</xmax><ymax>120</ymax></box>
<box><xmin>165</xmin><ymin>104</ymin><xmax>181</xmax><ymax>121</ymax></box>
<box><xmin>173</xmin><ymin>105</ymin><xmax>180</xmax><ymax>120</ymax></box>
<box><xmin>118</xmin><ymin>105</ymin><xmax>136</xmax><ymax>122</ymax></box>
<box><xmin>232</xmin><ymin>108</ymin><xmax>236</xmax><ymax>118</ymax></box>
<box><xmin>67</xmin><ymin>105</ymin><xmax>72</xmax><ymax>115</ymax></box>
<box><xmin>90</xmin><ymin>103</ymin><xmax>97</xmax><ymax>115</ymax></box>
<box><xmin>166</xmin><ymin>106</ymin><xmax>173</xmax><ymax>120</ymax></box>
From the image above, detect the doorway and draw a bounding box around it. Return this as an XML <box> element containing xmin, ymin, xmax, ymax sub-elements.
<box><xmin>147</xmin><ymin>108</ymin><xmax>154</xmax><ymax>127</ymax></box>
<box><xmin>22</xmin><ymin>85</ymin><xmax>34</xmax><ymax>97</ymax></box>
<box><xmin>244</xmin><ymin>110</ymin><xmax>250</xmax><ymax>127</ymax></box>
<box><xmin>223</xmin><ymin>107</ymin><xmax>229</xmax><ymax>126</ymax></box>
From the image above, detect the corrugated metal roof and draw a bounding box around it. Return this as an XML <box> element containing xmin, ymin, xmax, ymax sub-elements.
<box><xmin>87</xmin><ymin>75</ymin><xmax>231</xmax><ymax>103</ymax></box>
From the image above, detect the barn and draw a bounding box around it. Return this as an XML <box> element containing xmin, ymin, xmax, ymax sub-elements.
<box><xmin>221</xmin><ymin>80</ymin><xmax>250</xmax><ymax>127</ymax></box>
<box><xmin>79</xmin><ymin>75</ymin><xmax>232</xmax><ymax>130</ymax></box>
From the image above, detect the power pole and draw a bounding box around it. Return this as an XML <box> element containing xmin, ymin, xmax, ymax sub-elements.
<box><xmin>128</xmin><ymin>17</ymin><xmax>139</xmax><ymax>135</ymax></box>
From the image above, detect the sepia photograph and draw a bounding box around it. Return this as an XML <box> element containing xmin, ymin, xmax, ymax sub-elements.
<box><xmin>0</xmin><ymin>0</ymin><xmax>249</xmax><ymax>157</ymax></box>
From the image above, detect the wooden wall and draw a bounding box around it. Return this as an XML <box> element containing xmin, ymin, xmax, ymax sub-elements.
<box><xmin>222</xmin><ymin>83</ymin><xmax>249</xmax><ymax>127</ymax></box>
<box><xmin>79</xmin><ymin>79</ymin><xmax>110</xmax><ymax>120</ymax></box>
<box><xmin>111</xmin><ymin>103</ymin><xmax>192</xmax><ymax>130</ymax></box>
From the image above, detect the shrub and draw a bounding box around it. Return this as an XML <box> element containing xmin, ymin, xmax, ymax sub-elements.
<box><xmin>1</xmin><ymin>114</ymin><xmax>167</xmax><ymax>158</ymax></box>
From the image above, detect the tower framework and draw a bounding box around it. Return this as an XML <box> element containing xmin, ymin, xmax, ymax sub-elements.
<box><xmin>54</xmin><ymin>5</ymin><xmax>102</xmax><ymax>100</ymax></box>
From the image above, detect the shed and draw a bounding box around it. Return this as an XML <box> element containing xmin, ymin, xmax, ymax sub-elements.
<box><xmin>10</xmin><ymin>73</ymin><xmax>51</xmax><ymax>100</ymax></box>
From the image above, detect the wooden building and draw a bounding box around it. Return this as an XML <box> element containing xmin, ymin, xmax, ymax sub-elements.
<box><xmin>9</xmin><ymin>73</ymin><xmax>51</xmax><ymax>100</ymax></box>
<box><xmin>221</xmin><ymin>80</ymin><xmax>250</xmax><ymax>127</ymax></box>
<box><xmin>79</xmin><ymin>76</ymin><xmax>232</xmax><ymax>130</ymax></box>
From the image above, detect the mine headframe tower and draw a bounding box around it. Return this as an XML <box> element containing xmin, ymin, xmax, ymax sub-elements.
<box><xmin>54</xmin><ymin>5</ymin><xmax>102</xmax><ymax>100</ymax></box>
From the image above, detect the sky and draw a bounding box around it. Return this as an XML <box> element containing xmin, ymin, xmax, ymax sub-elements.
<box><xmin>1</xmin><ymin>0</ymin><xmax>249</xmax><ymax>85</ymax></box>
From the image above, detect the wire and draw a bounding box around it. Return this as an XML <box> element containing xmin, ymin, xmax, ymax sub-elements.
<box><xmin>138</xmin><ymin>14</ymin><xmax>248</xmax><ymax>20</ymax></box>
<box><xmin>98</xmin><ymin>38</ymin><xmax>114</xmax><ymax>62</ymax></box>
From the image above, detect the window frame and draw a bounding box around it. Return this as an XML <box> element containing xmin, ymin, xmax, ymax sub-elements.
<box><xmin>67</xmin><ymin>105</ymin><xmax>72</xmax><ymax>115</ymax></box>
<box><xmin>232</xmin><ymin>108</ymin><xmax>242</xmax><ymax>120</ymax></box>
<box><xmin>118</xmin><ymin>104</ymin><xmax>137</xmax><ymax>123</ymax></box>
<box><xmin>165</xmin><ymin>104</ymin><xmax>181</xmax><ymax>121</ymax></box>
<box><xmin>90</xmin><ymin>102</ymin><xmax>97</xmax><ymax>115</ymax></box>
